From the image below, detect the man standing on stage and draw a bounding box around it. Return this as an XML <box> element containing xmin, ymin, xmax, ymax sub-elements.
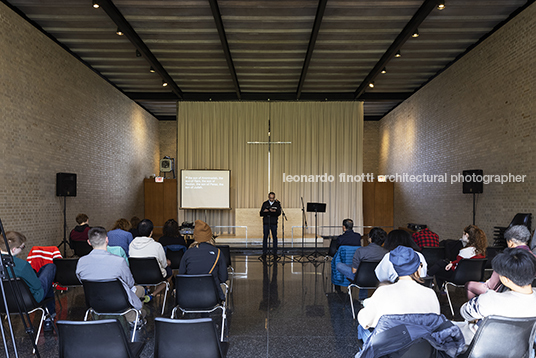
<box><xmin>260</xmin><ymin>192</ymin><xmax>282</xmax><ymax>256</ymax></box>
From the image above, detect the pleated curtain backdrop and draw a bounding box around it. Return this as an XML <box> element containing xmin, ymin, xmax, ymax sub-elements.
<box><xmin>176</xmin><ymin>101</ymin><xmax>364</xmax><ymax>235</ymax></box>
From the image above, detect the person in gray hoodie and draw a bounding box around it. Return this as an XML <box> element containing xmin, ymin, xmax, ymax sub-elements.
<box><xmin>129</xmin><ymin>219</ymin><xmax>171</xmax><ymax>299</ymax></box>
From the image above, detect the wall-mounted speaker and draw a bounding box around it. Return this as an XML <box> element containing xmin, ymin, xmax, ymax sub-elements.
<box><xmin>462</xmin><ymin>169</ymin><xmax>483</xmax><ymax>194</ymax></box>
<box><xmin>56</xmin><ymin>173</ymin><xmax>77</xmax><ymax>197</ymax></box>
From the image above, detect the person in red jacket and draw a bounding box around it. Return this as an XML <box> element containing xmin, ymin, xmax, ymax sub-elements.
<box><xmin>428</xmin><ymin>225</ymin><xmax>487</xmax><ymax>289</ymax></box>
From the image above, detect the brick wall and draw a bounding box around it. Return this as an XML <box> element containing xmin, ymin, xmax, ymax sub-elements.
<box><xmin>0</xmin><ymin>3</ymin><xmax>160</xmax><ymax>249</ymax></box>
<box><xmin>378</xmin><ymin>3</ymin><xmax>536</xmax><ymax>242</ymax></box>
<box><xmin>363</xmin><ymin>121</ymin><xmax>380</xmax><ymax>175</ymax></box>
<box><xmin>159</xmin><ymin>121</ymin><xmax>178</xmax><ymax>161</ymax></box>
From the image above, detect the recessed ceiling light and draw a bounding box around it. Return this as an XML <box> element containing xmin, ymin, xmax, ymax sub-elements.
<box><xmin>412</xmin><ymin>29</ymin><xmax>419</xmax><ymax>38</ymax></box>
<box><xmin>149</xmin><ymin>67</ymin><xmax>155</xmax><ymax>73</ymax></box>
<box><xmin>116</xmin><ymin>28</ymin><xmax>123</xmax><ymax>36</ymax></box>
<box><xmin>438</xmin><ymin>0</ymin><xmax>445</xmax><ymax>10</ymax></box>
<box><xmin>162</xmin><ymin>80</ymin><xmax>168</xmax><ymax>87</ymax></box>
<box><xmin>92</xmin><ymin>0</ymin><xmax>99</xmax><ymax>9</ymax></box>
<box><xmin>381</xmin><ymin>67</ymin><xmax>387</xmax><ymax>74</ymax></box>
<box><xmin>369</xmin><ymin>82</ymin><xmax>374</xmax><ymax>88</ymax></box>
<box><xmin>395</xmin><ymin>50</ymin><xmax>401</xmax><ymax>58</ymax></box>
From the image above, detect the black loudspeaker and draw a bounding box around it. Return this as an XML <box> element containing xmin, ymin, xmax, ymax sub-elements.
<box><xmin>56</xmin><ymin>173</ymin><xmax>77</xmax><ymax>196</ymax></box>
<box><xmin>462</xmin><ymin>169</ymin><xmax>483</xmax><ymax>194</ymax></box>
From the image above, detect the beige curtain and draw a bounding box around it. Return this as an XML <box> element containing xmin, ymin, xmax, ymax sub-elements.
<box><xmin>176</xmin><ymin>101</ymin><xmax>364</xmax><ymax>235</ymax></box>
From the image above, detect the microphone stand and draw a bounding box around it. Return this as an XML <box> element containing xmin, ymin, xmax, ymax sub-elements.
<box><xmin>295</xmin><ymin>197</ymin><xmax>308</xmax><ymax>262</ymax></box>
<box><xmin>278</xmin><ymin>200</ymin><xmax>292</xmax><ymax>264</ymax></box>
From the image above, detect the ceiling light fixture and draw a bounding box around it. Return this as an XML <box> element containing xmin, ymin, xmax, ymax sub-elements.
<box><xmin>412</xmin><ymin>29</ymin><xmax>419</xmax><ymax>38</ymax></box>
<box><xmin>162</xmin><ymin>80</ymin><xmax>168</xmax><ymax>87</ymax></box>
<box><xmin>395</xmin><ymin>50</ymin><xmax>401</xmax><ymax>58</ymax></box>
<box><xmin>149</xmin><ymin>67</ymin><xmax>155</xmax><ymax>73</ymax></box>
<box><xmin>369</xmin><ymin>82</ymin><xmax>374</xmax><ymax>88</ymax></box>
<box><xmin>92</xmin><ymin>0</ymin><xmax>100</xmax><ymax>9</ymax></box>
<box><xmin>116</xmin><ymin>28</ymin><xmax>123</xmax><ymax>36</ymax></box>
<box><xmin>381</xmin><ymin>67</ymin><xmax>387</xmax><ymax>74</ymax></box>
<box><xmin>135</xmin><ymin>49</ymin><xmax>142</xmax><ymax>57</ymax></box>
<box><xmin>438</xmin><ymin>0</ymin><xmax>445</xmax><ymax>10</ymax></box>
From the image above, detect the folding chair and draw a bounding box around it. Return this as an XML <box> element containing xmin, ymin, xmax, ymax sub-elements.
<box><xmin>348</xmin><ymin>260</ymin><xmax>380</xmax><ymax>319</ymax></box>
<box><xmin>216</xmin><ymin>245</ymin><xmax>234</xmax><ymax>293</ymax></box>
<box><xmin>81</xmin><ymin>279</ymin><xmax>142</xmax><ymax>342</ymax></box>
<box><xmin>57</xmin><ymin>319</ymin><xmax>145</xmax><ymax>358</ymax></box>
<box><xmin>442</xmin><ymin>258</ymin><xmax>487</xmax><ymax>316</ymax></box>
<box><xmin>420</xmin><ymin>246</ymin><xmax>446</xmax><ymax>268</ymax></box>
<box><xmin>154</xmin><ymin>317</ymin><xmax>226</xmax><ymax>358</ymax></box>
<box><xmin>172</xmin><ymin>274</ymin><xmax>228</xmax><ymax>342</ymax></box>
<box><xmin>53</xmin><ymin>258</ymin><xmax>81</xmax><ymax>287</ymax></box>
<box><xmin>129</xmin><ymin>257</ymin><xmax>170</xmax><ymax>315</ymax></box>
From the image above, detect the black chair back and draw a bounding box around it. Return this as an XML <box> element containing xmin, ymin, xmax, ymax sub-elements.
<box><xmin>154</xmin><ymin>317</ymin><xmax>223</xmax><ymax>358</ymax></box>
<box><xmin>129</xmin><ymin>257</ymin><xmax>164</xmax><ymax>284</ymax></box>
<box><xmin>461</xmin><ymin>315</ymin><xmax>536</xmax><ymax>358</ymax></box>
<box><xmin>82</xmin><ymin>279</ymin><xmax>132</xmax><ymax>313</ymax></box>
<box><xmin>54</xmin><ymin>258</ymin><xmax>81</xmax><ymax>286</ymax></box>
<box><xmin>421</xmin><ymin>246</ymin><xmax>446</xmax><ymax>268</ymax></box>
<box><xmin>166</xmin><ymin>249</ymin><xmax>184</xmax><ymax>270</ymax></box>
<box><xmin>397</xmin><ymin>337</ymin><xmax>436</xmax><ymax>358</ymax></box>
<box><xmin>0</xmin><ymin>278</ymin><xmax>39</xmax><ymax>313</ymax></box>
<box><xmin>353</xmin><ymin>261</ymin><xmax>380</xmax><ymax>288</ymax></box>
<box><xmin>509</xmin><ymin>213</ymin><xmax>532</xmax><ymax>231</ymax></box>
<box><xmin>484</xmin><ymin>247</ymin><xmax>502</xmax><ymax>270</ymax></box>
<box><xmin>450</xmin><ymin>259</ymin><xmax>487</xmax><ymax>285</ymax></box>
<box><xmin>71</xmin><ymin>240</ymin><xmax>93</xmax><ymax>257</ymax></box>
<box><xmin>327</xmin><ymin>238</ymin><xmax>339</xmax><ymax>257</ymax></box>
<box><xmin>175</xmin><ymin>274</ymin><xmax>221</xmax><ymax>310</ymax></box>
<box><xmin>58</xmin><ymin>319</ymin><xmax>143</xmax><ymax>358</ymax></box>
<box><xmin>216</xmin><ymin>245</ymin><xmax>232</xmax><ymax>268</ymax></box>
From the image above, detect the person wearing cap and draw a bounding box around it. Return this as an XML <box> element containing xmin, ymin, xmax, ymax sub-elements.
<box><xmin>179</xmin><ymin>220</ymin><xmax>228</xmax><ymax>301</ymax></box>
<box><xmin>357</xmin><ymin>245</ymin><xmax>440</xmax><ymax>343</ymax></box>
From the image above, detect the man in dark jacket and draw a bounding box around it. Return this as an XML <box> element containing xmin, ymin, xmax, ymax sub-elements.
<box><xmin>335</xmin><ymin>218</ymin><xmax>362</xmax><ymax>248</ymax></box>
<box><xmin>259</xmin><ymin>192</ymin><xmax>281</xmax><ymax>255</ymax></box>
<box><xmin>179</xmin><ymin>220</ymin><xmax>228</xmax><ymax>301</ymax></box>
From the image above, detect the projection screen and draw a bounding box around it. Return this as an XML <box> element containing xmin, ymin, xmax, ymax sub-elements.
<box><xmin>180</xmin><ymin>169</ymin><xmax>231</xmax><ymax>209</ymax></box>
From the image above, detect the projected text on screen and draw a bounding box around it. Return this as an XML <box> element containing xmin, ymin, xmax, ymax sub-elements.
<box><xmin>181</xmin><ymin>170</ymin><xmax>231</xmax><ymax>209</ymax></box>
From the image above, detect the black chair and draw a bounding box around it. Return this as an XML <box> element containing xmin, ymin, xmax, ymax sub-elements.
<box><xmin>173</xmin><ymin>274</ymin><xmax>228</xmax><ymax>341</ymax></box>
<box><xmin>0</xmin><ymin>278</ymin><xmax>56</xmax><ymax>352</ymax></box>
<box><xmin>81</xmin><ymin>279</ymin><xmax>141</xmax><ymax>341</ymax></box>
<box><xmin>57</xmin><ymin>319</ymin><xmax>145</xmax><ymax>358</ymax></box>
<box><xmin>129</xmin><ymin>257</ymin><xmax>170</xmax><ymax>315</ymax></box>
<box><xmin>71</xmin><ymin>240</ymin><xmax>93</xmax><ymax>257</ymax></box>
<box><xmin>458</xmin><ymin>315</ymin><xmax>536</xmax><ymax>358</ymax></box>
<box><xmin>216</xmin><ymin>245</ymin><xmax>234</xmax><ymax>293</ymax></box>
<box><xmin>484</xmin><ymin>247</ymin><xmax>502</xmax><ymax>270</ymax></box>
<box><xmin>442</xmin><ymin>259</ymin><xmax>487</xmax><ymax>316</ymax></box>
<box><xmin>154</xmin><ymin>317</ymin><xmax>226</xmax><ymax>358</ymax></box>
<box><xmin>387</xmin><ymin>337</ymin><xmax>436</xmax><ymax>358</ymax></box>
<box><xmin>166</xmin><ymin>247</ymin><xmax>185</xmax><ymax>270</ymax></box>
<box><xmin>347</xmin><ymin>260</ymin><xmax>380</xmax><ymax>319</ymax></box>
<box><xmin>493</xmin><ymin>213</ymin><xmax>532</xmax><ymax>248</ymax></box>
<box><xmin>53</xmin><ymin>258</ymin><xmax>81</xmax><ymax>287</ymax></box>
<box><xmin>421</xmin><ymin>246</ymin><xmax>446</xmax><ymax>268</ymax></box>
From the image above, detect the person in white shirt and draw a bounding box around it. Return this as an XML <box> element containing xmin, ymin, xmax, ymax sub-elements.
<box><xmin>358</xmin><ymin>245</ymin><xmax>440</xmax><ymax>343</ymax></box>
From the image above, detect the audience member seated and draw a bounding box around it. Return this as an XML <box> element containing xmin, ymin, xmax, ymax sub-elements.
<box><xmin>428</xmin><ymin>225</ymin><xmax>486</xmax><ymax>289</ymax></box>
<box><xmin>466</xmin><ymin>225</ymin><xmax>533</xmax><ymax>299</ymax></box>
<box><xmin>375</xmin><ymin>230</ymin><xmax>427</xmax><ymax>283</ymax></box>
<box><xmin>69</xmin><ymin>213</ymin><xmax>90</xmax><ymax>244</ymax></box>
<box><xmin>107</xmin><ymin>245</ymin><xmax>129</xmax><ymax>266</ymax></box>
<box><xmin>357</xmin><ymin>246</ymin><xmax>440</xmax><ymax>343</ymax></box>
<box><xmin>179</xmin><ymin>220</ymin><xmax>228</xmax><ymax>301</ymax></box>
<box><xmin>334</xmin><ymin>219</ymin><xmax>362</xmax><ymax>249</ymax></box>
<box><xmin>107</xmin><ymin>218</ymin><xmax>134</xmax><ymax>256</ymax></box>
<box><xmin>129</xmin><ymin>219</ymin><xmax>171</xmax><ymax>300</ymax></box>
<box><xmin>129</xmin><ymin>216</ymin><xmax>141</xmax><ymax>239</ymax></box>
<box><xmin>336</xmin><ymin>227</ymin><xmax>388</xmax><ymax>301</ymax></box>
<box><xmin>456</xmin><ymin>248</ymin><xmax>536</xmax><ymax>346</ymax></box>
<box><xmin>76</xmin><ymin>227</ymin><xmax>150</xmax><ymax>322</ymax></box>
<box><xmin>158</xmin><ymin>219</ymin><xmax>187</xmax><ymax>248</ymax></box>
<box><xmin>412</xmin><ymin>227</ymin><xmax>439</xmax><ymax>248</ymax></box>
<box><xmin>1</xmin><ymin>231</ymin><xmax>56</xmax><ymax>331</ymax></box>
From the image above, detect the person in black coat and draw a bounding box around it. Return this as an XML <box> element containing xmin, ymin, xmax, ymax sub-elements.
<box><xmin>335</xmin><ymin>218</ymin><xmax>362</xmax><ymax>249</ymax></box>
<box><xmin>259</xmin><ymin>192</ymin><xmax>281</xmax><ymax>255</ymax></box>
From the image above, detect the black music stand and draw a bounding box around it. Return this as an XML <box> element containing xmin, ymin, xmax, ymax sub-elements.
<box><xmin>306</xmin><ymin>202</ymin><xmax>326</xmax><ymax>262</ymax></box>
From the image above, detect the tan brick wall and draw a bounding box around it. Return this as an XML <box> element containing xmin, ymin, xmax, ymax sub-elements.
<box><xmin>378</xmin><ymin>3</ymin><xmax>536</xmax><ymax>242</ymax></box>
<box><xmin>363</xmin><ymin>121</ymin><xmax>380</xmax><ymax>175</ymax></box>
<box><xmin>0</xmin><ymin>3</ymin><xmax>160</xmax><ymax>249</ymax></box>
<box><xmin>159</xmin><ymin>121</ymin><xmax>178</xmax><ymax>161</ymax></box>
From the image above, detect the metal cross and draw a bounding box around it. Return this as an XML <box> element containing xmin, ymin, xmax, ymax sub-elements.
<box><xmin>247</xmin><ymin>107</ymin><xmax>291</xmax><ymax>192</ymax></box>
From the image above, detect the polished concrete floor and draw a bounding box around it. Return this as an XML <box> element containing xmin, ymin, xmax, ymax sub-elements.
<box><xmin>0</xmin><ymin>253</ymin><xmax>469</xmax><ymax>357</ymax></box>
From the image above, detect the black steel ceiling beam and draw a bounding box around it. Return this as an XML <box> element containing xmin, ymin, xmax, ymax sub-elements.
<box><xmin>155</xmin><ymin>115</ymin><xmax>177</xmax><ymax>121</ymax></box>
<box><xmin>353</xmin><ymin>0</ymin><xmax>439</xmax><ymax>100</ymax></box>
<box><xmin>208</xmin><ymin>0</ymin><xmax>241</xmax><ymax>99</ymax></box>
<box><xmin>125</xmin><ymin>91</ymin><xmax>410</xmax><ymax>102</ymax></box>
<box><xmin>98</xmin><ymin>0</ymin><xmax>183</xmax><ymax>99</ymax></box>
<box><xmin>296</xmin><ymin>0</ymin><xmax>328</xmax><ymax>99</ymax></box>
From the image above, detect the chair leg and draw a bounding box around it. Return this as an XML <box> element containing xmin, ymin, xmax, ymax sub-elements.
<box><xmin>445</xmin><ymin>284</ymin><xmax>455</xmax><ymax>317</ymax></box>
<box><xmin>83</xmin><ymin>309</ymin><xmax>92</xmax><ymax>321</ymax></box>
<box><xmin>348</xmin><ymin>286</ymin><xmax>356</xmax><ymax>320</ymax></box>
<box><xmin>131</xmin><ymin>310</ymin><xmax>139</xmax><ymax>342</ymax></box>
<box><xmin>229</xmin><ymin>267</ymin><xmax>234</xmax><ymax>293</ymax></box>
<box><xmin>33</xmin><ymin>308</ymin><xmax>46</xmax><ymax>354</ymax></box>
<box><xmin>161</xmin><ymin>282</ymin><xmax>170</xmax><ymax>316</ymax></box>
<box><xmin>171</xmin><ymin>307</ymin><xmax>177</xmax><ymax>319</ymax></box>
<box><xmin>220</xmin><ymin>306</ymin><xmax>226</xmax><ymax>342</ymax></box>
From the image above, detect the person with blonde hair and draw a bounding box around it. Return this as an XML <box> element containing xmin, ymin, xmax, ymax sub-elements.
<box><xmin>107</xmin><ymin>218</ymin><xmax>133</xmax><ymax>255</ymax></box>
<box><xmin>428</xmin><ymin>225</ymin><xmax>487</xmax><ymax>289</ymax></box>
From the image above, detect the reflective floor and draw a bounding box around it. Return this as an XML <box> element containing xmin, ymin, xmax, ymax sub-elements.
<box><xmin>0</xmin><ymin>253</ymin><xmax>469</xmax><ymax>357</ymax></box>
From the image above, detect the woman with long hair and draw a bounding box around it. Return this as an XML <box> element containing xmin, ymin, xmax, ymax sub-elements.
<box><xmin>428</xmin><ymin>225</ymin><xmax>487</xmax><ymax>288</ymax></box>
<box><xmin>107</xmin><ymin>218</ymin><xmax>133</xmax><ymax>255</ymax></box>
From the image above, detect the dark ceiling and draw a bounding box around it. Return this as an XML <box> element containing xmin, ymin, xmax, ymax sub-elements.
<box><xmin>4</xmin><ymin>0</ymin><xmax>531</xmax><ymax>120</ymax></box>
